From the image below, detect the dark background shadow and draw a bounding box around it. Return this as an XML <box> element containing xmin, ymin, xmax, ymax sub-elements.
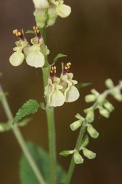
<box><xmin>0</xmin><ymin>0</ymin><xmax>122</xmax><ymax>184</ymax></box>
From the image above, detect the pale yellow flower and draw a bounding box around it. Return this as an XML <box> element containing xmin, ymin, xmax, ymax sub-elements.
<box><xmin>60</xmin><ymin>73</ymin><xmax>80</xmax><ymax>102</ymax></box>
<box><xmin>33</xmin><ymin>0</ymin><xmax>49</xmax><ymax>9</ymax></box>
<box><xmin>45</xmin><ymin>76</ymin><xmax>65</xmax><ymax>107</ymax></box>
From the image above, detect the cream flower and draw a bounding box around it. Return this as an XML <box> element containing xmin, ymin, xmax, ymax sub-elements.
<box><xmin>56</xmin><ymin>3</ymin><xmax>71</xmax><ymax>18</ymax></box>
<box><xmin>45</xmin><ymin>75</ymin><xmax>65</xmax><ymax>107</ymax></box>
<box><xmin>9</xmin><ymin>48</ymin><xmax>24</xmax><ymax>67</ymax></box>
<box><xmin>25</xmin><ymin>27</ymin><xmax>48</xmax><ymax>68</ymax></box>
<box><xmin>50</xmin><ymin>0</ymin><xmax>71</xmax><ymax>18</ymax></box>
<box><xmin>9</xmin><ymin>29</ymin><xmax>28</xmax><ymax>67</ymax></box>
<box><xmin>60</xmin><ymin>71</ymin><xmax>80</xmax><ymax>102</ymax></box>
<box><xmin>26</xmin><ymin>44</ymin><xmax>45</xmax><ymax>68</ymax></box>
<box><xmin>33</xmin><ymin>0</ymin><xmax>49</xmax><ymax>9</ymax></box>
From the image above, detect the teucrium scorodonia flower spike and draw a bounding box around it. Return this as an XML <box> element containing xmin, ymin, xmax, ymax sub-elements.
<box><xmin>33</xmin><ymin>0</ymin><xmax>71</xmax><ymax>28</ymax></box>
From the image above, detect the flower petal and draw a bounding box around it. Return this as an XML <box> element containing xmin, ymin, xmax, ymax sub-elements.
<box><xmin>33</xmin><ymin>0</ymin><xmax>49</xmax><ymax>9</ymax></box>
<box><xmin>50</xmin><ymin>89</ymin><xmax>65</xmax><ymax>107</ymax></box>
<box><xmin>65</xmin><ymin>85</ymin><xmax>80</xmax><ymax>102</ymax></box>
<box><xmin>26</xmin><ymin>50</ymin><xmax>45</xmax><ymax>68</ymax></box>
<box><xmin>9</xmin><ymin>51</ymin><xmax>24</xmax><ymax>66</ymax></box>
<box><xmin>56</xmin><ymin>4</ymin><xmax>71</xmax><ymax>18</ymax></box>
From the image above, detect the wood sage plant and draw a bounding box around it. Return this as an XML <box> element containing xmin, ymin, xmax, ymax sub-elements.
<box><xmin>0</xmin><ymin>0</ymin><xmax>122</xmax><ymax>184</ymax></box>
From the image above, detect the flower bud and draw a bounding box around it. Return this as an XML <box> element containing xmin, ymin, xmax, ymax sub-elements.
<box><xmin>104</xmin><ymin>101</ymin><xmax>114</xmax><ymax>112</ymax></box>
<box><xmin>74</xmin><ymin>151</ymin><xmax>84</xmax><ymax>164</ymax></box>
<box><xmin>81</xmin><ymin>135</ymin><xmax>89</xmax><ymax>148</ymax></box>
<box><xmin>70</xmin><ymin>120</ymin><xmax>82</xmax><ymax>131</ymax></box>
<box><xmin>105</xmin><ymin>79</ymin><xmax>114</xmax><ymax>88</ymax></box>
<box><xmin>75</xmin><ymin>113</ymin><xmax>84</xmax><ymax>120</ymax></box>
<box><xmin>111</xmin><ymin>88</ymin><xmax>122</xmax><ymax>102</ymax></box>
<box><xmin>99</xmin><ymin>107</ymin><xmax>110</xmax><ymax>118</ymax></box>
<box><xmin>34</xmin><ymin>9</ymin><xmax>47</xmax><ymax>28</ymax></box>
<box><xmin>83</xmin><ymin>148</ymin><xmax>96</xmax><ymax>159</ymax></box>
<box><xmin>60</xmin><ymin>150</ymin><xmax>74</xmax><ymax>157</ymax></box>
<box><xmin>91</xmin><ymin>89</ymin><xmax>99</xmax><ymax>96</ymax></box>
<box><xmin>97</xmin><ymin>93</ymin><xmax>107</xmax><ymax>105</ymax></box>
<box><xmin>86</xmin><ymin>109</ymin><xmax>94</xmax><ymax>123</ymax></box>
<box><xmin>47</xmin><ymin>5</ymin><xmax>58</xmax><ymax>27</ymax></box>
<box><xmin>85</xmin><ymin>94</ymin><xmax>96</xmax><ymax>103</ymax></box>
<box><xmin>87</xmin><ymin>124</ymin><xmax>99</xmax><ymax>139</ymax></box>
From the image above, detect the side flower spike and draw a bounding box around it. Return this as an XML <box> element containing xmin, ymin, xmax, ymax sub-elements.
<box><xmin>60</xmin><ymin>62</ymin><xmax>80</xmax><ymax>102</ymax></box>
<box><xmin>45</xmin><ymin>66</ymin><xmax>65</xmax><ymax>107</ymax></box>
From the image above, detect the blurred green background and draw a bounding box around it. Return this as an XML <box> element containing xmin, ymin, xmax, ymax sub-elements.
<box><xmin>0</xmin><ymin>0</ymin><xmax>122</xmax><ymax>183</ymax></box>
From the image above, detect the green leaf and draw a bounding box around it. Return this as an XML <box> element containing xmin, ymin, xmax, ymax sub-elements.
<box><xmin>52</xmin><ymin>53</ymin><xmax>67</xmax><ymax>65</ymax></box>
<box><xmin>76</xmin><ymin>83</ymin><xmax>91</xmax><ymax>90</ymax></box>
<box><xmin>13</xmin><ymin>99</ymin><xmax>40</xmax><ymax>124</ymax></box>
<box><xmin>0</xmin><ymin>123</ymin><xmax>11</xmax><ymax>132</ymax></box>
<box><xmin>39</xmin><ymin>102</ymin><xmax>45</xmax><ymax>110</ymax></box>
<box><xmin>20</xmin><ymin>142</ymin><xmax>66</xmax><ymax>184</ymax></box>
<box><xmin>26</xmin><ymin>30</ymin><xmax>35</xmax><ymax>34</ymax></box>
<box><xmin>18</xmin><ymin>118</ymin><xmax>32</xmax><ymax>127</ymax></box>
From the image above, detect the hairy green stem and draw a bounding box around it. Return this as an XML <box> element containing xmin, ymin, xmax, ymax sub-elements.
<box><xmin>42</xmin><ymin>66</ymin><xmax>57</xmax><ymax>184</ymax></box>
<box><xmin>65</xmin><ymin>122</ymin><xmax>86</xmax><ymax>184</ymax></box>
<box><xmin>0</xmin><ymin>84</ymin><xmax>46</xmax><ymax>184</ymax></box>
<box><xmin>42</xmin><ymin>28</ymin><xmax>57</xmax><ymax>184</ymax></box>
<box><xmin>46</xmin><ymin>107</ymin><xmax>57</xmax><ymax>184</ymax></box>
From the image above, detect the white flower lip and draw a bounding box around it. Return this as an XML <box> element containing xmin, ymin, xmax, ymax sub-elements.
<box><xmin>33</xmin><ymin>0</ymin><xmax>49</xmax><ymax>9</ymax></box>
<box><xmin>9</xmin><ymin>51</ymin><xmax>24</xmax><ymax>67</ymax></box>
<box><xmin>26</xmin><ymin>50</ymin><xmax>45</xmax><ymax>68</ymax></box>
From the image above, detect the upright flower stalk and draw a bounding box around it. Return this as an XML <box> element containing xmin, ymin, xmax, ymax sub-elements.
<box><xmin>2</xmin><ymin>0</ymin><xmax>122</xmax><ymax>184</ymax></box>
<box><xmin>0</xmin><ymin>84</ymin><xmax>46</xmax><ymax>184</ymax></box>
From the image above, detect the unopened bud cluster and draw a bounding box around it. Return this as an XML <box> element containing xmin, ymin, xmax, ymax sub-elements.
<box><xmin>60</xmin><ymin>133</ymin><xmax>96</xmax><ymax>164</ymax></box>
<box><xmin>84</xmin><ymin>79</ymin><xmax>122</xmax><ymax>123</ymax></box>
<box><xmin>33</xmin><ymin>0</ymin><xmax>71</xmax><ymax>28</ymax></box>
<box><xmin>60</xmin><ymin>79</ymin><xmax>122</xmax><ymax>164</ymax></box>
